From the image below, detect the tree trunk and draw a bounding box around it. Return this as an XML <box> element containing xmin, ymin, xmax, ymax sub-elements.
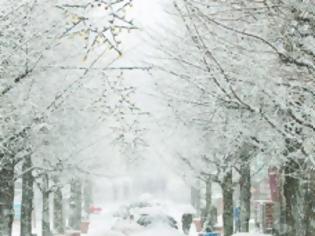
<box><xmin>20</xmin><ymin>155</ymin><xmax>34</xmax><ymax>236</ymax></box>
<box><xmin>274</xmin><ymin>171</ymin><xmax>286</xmax><ymax>236</ymax></box>
<box><xmin>293</xmin><ymin>167</ymin><xmax>315</xmax><ymax>236</ymax></box>
<box><xmin>305</xmin><ymin>168</ymin><xmax>315</xmax><ymax>236</ymax></box>
<box><xmin>239</xmin><ymin>160</ymin><xmax>251</xmax><ymax>232</ymax></box>
<box><xmin>205</xmin><ymin>179</ymin><xmax>212</xmax><ymax>215</ymax></box>
<box><xmin>190</xmin><ymin>181</ymin><xmax>201</xmax><ymax>216</ymax></box>
<box><xmin>222</xmin><ymin>169</ymin><xmax>233</xmax><ymax>236</ymax></box>
<box><xmin>83</xmin><ymin>179</ymin><xmax>93</xmax><ymax>219</ymax></box>
<box><xmin>282</xmin><ymin>160</ymin><xmax>298</xmax><ymax>236</ymax></box>
<box><xmin>53</xmin><ymin>185</ymin><xmax>65</xmax><ymax>234</ymax></box>
<box><xmin>204</xmin><ymin>178</ymin><xmax>217</xmax><ymax>229</ymax></box>
<box><xmin>42</xmin><ymin>174</ymin><xmax>51</xmax><ymax>236</ymax></box>
<box><xmin>0</xmin><ymin>154</ymin><xmax>15</xmax><ymax>236</ymax></box>
<box><xmin>69</xmin><ymin>179</ymin><xmax>82</xmax><ymax>230</ymax></box>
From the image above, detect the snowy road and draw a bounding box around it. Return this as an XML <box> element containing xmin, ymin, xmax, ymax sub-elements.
<box><xmin>12</xmin><ymin>200</ymin><xmax>270</xmax><ymax>236</ymax></box>
<box><xmin>87</xmin><ymin>200</ymin><xmax>196</xmax><ymax>236</ymax></box>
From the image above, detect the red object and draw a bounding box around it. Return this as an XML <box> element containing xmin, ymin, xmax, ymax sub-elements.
<box><xmin>80</xmin><ymin>221</ymin><xmax>90</xmax><ymax>233</ymax></box>
<box><xmin>89</xmin><ymin>206</ymin><xmax>102</xmax><ymax>214</ymax></box>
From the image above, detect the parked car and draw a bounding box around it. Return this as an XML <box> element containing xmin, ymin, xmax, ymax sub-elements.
<box><xmin>113</xmin><ymin>201</ymin><xmax>153</xmax><ymax>219</ymax></box>
<box><xmin>113</xmin><ymin>205</ymin><xmax>130</xmax><ymax>218</ymax></box>
<box><xmin>136</xmin><ymin>213</ymin><xmax>178</xmax><ymax>229</ymax></box>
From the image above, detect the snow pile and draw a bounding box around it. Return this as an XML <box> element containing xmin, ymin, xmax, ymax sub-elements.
<box><xmin>232</xmin><ymin>233</ymin><xmax>271</xmax><ymax>236</ymax></box>
<box><xmin>134</xmin><ymin>206</ymin><xmax>167</xmax><ymax>216</ymax></box>
<box><xmin>87</xmin><ymin>199</ymin><xmax>198</xmax><ymax>236</ymax></box>
<box><xmin>87</xmin><ymin>206</ymin><xmax>118</xmax><ymax>236</ymax></box>
<box><xmin>111</xmin><ymin>220</ymin><xmax>144</xmax><ymax>235</ymax></box>
<box><xmin>96</xmin><ymin>230</ymin><xmax>125</xmax><ymax>236</ymax></box>
<box><xmin>131</xmin><ymin>225</ymin><xmax>184</xmax><ymax>236</ymax></box>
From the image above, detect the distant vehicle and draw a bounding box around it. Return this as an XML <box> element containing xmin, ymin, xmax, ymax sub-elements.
<box><xmin>129</xmin><ymin>201</ymin><xmax>152</xmax><ymax>209</ymax></box>
<box><xmin>113</xmin><ymin>201</ymin><xmax>153</xmax><ymax>219</ymax></box>
<box><xmin>89</xmin><ymin>206</ymin><xmax>103</xmax><ymax>214</ymax></box>
<box><xmin>136</xmin><ymin>213</ymin><xmax>178</xmax><ymax>229</ymax></box>
<box><xmin>113</xmin><ymin>205</ymin><xmax>130</xmax><ymax>218</ymax></box>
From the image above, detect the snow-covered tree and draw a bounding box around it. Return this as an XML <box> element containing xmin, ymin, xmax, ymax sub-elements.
<box><xmin>153</xmin><ymin>0</ymin><xmax>315</xmax><ymax>235</ymax></box>
<box><xmin>0</xmin><ymin>0</ymin><xmax>136</xmax><ymax>235</ymax></box>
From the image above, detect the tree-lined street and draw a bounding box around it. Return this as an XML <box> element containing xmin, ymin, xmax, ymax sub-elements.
<box><xmin>1</xmin><ymin>1</ymin><xmax>315</xmax><ymax>236</ymax></box>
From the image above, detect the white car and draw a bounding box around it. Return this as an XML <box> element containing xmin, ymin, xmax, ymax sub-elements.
<box><xmin>136</xmin><ymin>213</ymin><xmax>178</xmax><ymax>230</ymax></box>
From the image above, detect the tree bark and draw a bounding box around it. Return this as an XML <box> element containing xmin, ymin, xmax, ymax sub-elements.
<box><xmin>205</xmin><ymin>179</ymin><xmax>212</xmax><ymax>215</ymax></box>
<box><xmin>190</xmin><ymin>180</ymin><xmax>201</xmax><ymax>216</ymax></box>
<box><xmin>282</xmin><ymin>160</ymin><xmax>299</xmax><ymax>236</ymax></box>
<box><xmin>83</xmin><ymin>179</ymin><xmax>93</xmax><ymax>219</ymax></box>
<box><xmin>222</xmin><ymin>169</ymin><xmax>233</xmax><ymax>236</ymax></box>
<box><xmin>69</xmin><ymin>179</ymin><xmax>82</xmax><ymax>230</ymax></box>
<box><xmin>304</xmin><ymin>169</ymin><xmax>315</xmax><ymax>236</ymax></box>
<box><xmin>204</xmin><ymin>178</ymin><xmax>217</xmax><ymax>229</ymax></box>
<box><xmin>53</xmin><ymin>185</ymin><xmax>65</xmax><ymax>234</ymax></box>
<box><xmin>20</xmin><ymin>155</ymin><xmax>34</xmax><ymax>236</ymax></box>
<box><xmin>42</xmin><ymin>174</ymin><xmax>51</xmax><ymax>236</ymax></box>
<box><xmin>274</xmin><ymin>171</ymin><xmax>286</xmax><ymax>236</ymax></box>
<box><xmin>239</xmin><ymin>160</ymin><xmax>251</xmax><ymax>232</ymax></box>
<box><xmin>0</xmin><ymin>154</ymin><xmax>15</xmax><ymax>236</ymax></box>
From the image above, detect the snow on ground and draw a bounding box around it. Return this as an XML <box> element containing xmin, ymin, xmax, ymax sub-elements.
<box><xmin>87</xmin><ymin>203</ymin><xmax>121</xmax><ymax>236</ymax></box>
<box><xmin>87</xmin><ymin>199</ymin><xmax>195</xmax><ymax>236</ymax></box>
<box><xmin>86</xmin><ymin>199</ymin><xmax>272</xmax><ymax>236</ymax></box>
<box><xmin>12</xmin><ymin>221</ymin><xmax>20</xmax><ymax>236</ymax></box>
<box><xmin>12</xmin><ymin>198</ymin><xmax>270</xmax><ymax>236</ymax></box>
<box><xmin>232</xmin><ymin>233</ymin><xmax>271</xmax><ymax>236</ymax></box>
<box><xmin>132</xmin><ymin>225</ymin><xmax>184</xmax><ymax>236</ymax></box>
